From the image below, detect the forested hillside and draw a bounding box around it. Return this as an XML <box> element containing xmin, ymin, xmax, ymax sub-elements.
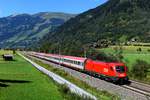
<box><xmin>40</xmin><ymin>0</ymin><xmax>150</xmax><ymax>55</ymax></box>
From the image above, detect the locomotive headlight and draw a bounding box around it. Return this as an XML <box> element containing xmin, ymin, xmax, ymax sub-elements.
<box><xmin>120</xmin><ymin>74</ymin><xmax>125</xmax><ymax>77</ymax></box>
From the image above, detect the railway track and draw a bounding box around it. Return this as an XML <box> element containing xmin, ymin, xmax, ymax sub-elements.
<box><xmin>122</xmin><ymin>85</ymin><xmax>150</xmax><ymax>97</ymax></box>
<box><xmin>121</xmin><ymin>80</ymin><xmax>150</xmax><ymax>99</ymax></box>
<box><xmin>26</xmin><ymin>52</ymin><xmax>150</xmax><ymax>100</ymax></box>
<box><xmin>130</xmin><ymin>80</ymin><xmax>150</xmax><ymax>89</ymax></box>
<box><xmin>127</xmin><ymin>80</ymin><xmax>150</xmax><ymax>93</ymax></box>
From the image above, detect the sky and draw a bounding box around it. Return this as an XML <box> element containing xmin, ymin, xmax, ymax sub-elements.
<box><xmin>0</xmin><ymin>0</ymin><xmax>108</xmax><ymax>17</ymax></box>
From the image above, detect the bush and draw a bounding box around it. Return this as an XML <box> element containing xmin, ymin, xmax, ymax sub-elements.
<box><xmin>60</xmin><ymin>84</ymin><xmax>70</xmax><ymax>94</ymax></box>
<box><xmin>137</xmin><ymin>48</ymin><xmax>142</xmax><ymax>52</ymax></box>
<box><xmin>87</xmin><ymin>50</ymin><xmax>119</xmax><ymax>62</ymax></box>
<box><xmin>59</xmin><ymin>84</ymin><xmax>93</xmax><ymax>100</ymax></box>
<box><xmin>113</xmin><ymin>46</ymin><xmax>124</xmax><ymax>61</ymax></box>
<box><xmin>131</xmin><ymin>60</ymin><xmax>150</xmax><ymax>79</ymax></box>
<box><xmin>13</xmin><ymin>50</ymin><xmax>16</xmax><ymax>54</ymax></box>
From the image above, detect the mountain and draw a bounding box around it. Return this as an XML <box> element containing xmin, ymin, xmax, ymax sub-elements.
<box><xmin>0</xmin><ymin>12</ymin><xmax>75</xmax><ymax>48</ymax></box>
<box><xmin>40</xmin><ymin>0</ymin><xmax>150</xmax><ymax>55</ymax></box>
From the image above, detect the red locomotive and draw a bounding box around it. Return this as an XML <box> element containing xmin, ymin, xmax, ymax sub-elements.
<box><xmin>31</xmin><ymin>52</ymin><xmax>129</xmax><ymax>83</ymax></box>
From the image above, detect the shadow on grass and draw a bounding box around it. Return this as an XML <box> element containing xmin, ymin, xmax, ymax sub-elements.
<box><xmin>0</xmin><ymin>79</ymin><xmax>31</xmax><ymax>87</ymax></box>
<box><xmin>0</xmin><ymin>79</ymin><xmax>31</xmax><ymax>83</ymax></box>
<box><xmin>3</xmin><ymin>59</ymin><xmax>17</xmax><ymax>62</ymax></box>
<box><xmin>0</xmin><ymin>82</ymin><xmax>9</xmax><ymax>87</ymax></box>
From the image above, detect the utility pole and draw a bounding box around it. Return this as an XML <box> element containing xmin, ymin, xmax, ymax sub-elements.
<box><xmin>84</xmin><ymin>48</ymin><xmax>87</xmax><ymax>58</ymax></box>
<box><xmin>83</xmin><ymin>44</ymin><xmax>88</xmax><ymax>58</ymax></box>
<box><xmin>58</xmin><ymin>40</ymin><xmax>62</xmax><ymax>67</ymax></box>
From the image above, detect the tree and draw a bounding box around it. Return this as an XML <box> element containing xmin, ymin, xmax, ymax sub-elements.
<box><xmin>137</xmin><ymin>48</ymin><xmax>142</xmax><ymax>52</ymax></box>
<box><xmin>86</xmin><ymin>49</ymin><xmax>119</xmax><ymax>62</ymax></box>
<box><xmin>131</xmin><ymin>60</ymin><xmax>150</xmax><ymax>79</ymax></box>
<box><xmin>13</xmin><ymin>49</ymin><xmax>16</xmax><ymax>54</ymax></box>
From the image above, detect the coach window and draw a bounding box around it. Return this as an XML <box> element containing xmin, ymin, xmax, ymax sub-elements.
<box><xmin>71</xmin><ymin>60</ymin><xmax>73</xmax><ymax>64</ymax></box>
<box><xmin>77</xmin><ymin>62</ymin><xmax>79</xmax><ymax>65</ymax></box>
<box><xmin>81</xmin><ymin>62</ymin><xmax>83</xmax><ymax>66</ymax></box>
<box><xmin>60</xmin><ymin>58</ymin><xmax>62</xmax><ymax>61</ymax></box>
<box><xmin>80</xmin><ymin>62</ymin><xmax>83</xmax><ymax>66</ymax></box>
<box><xmin>65</xmin><ymin>59</ymin><xmax>67</xmax><ymax>62</ymax></box>
<box><xmin>73</xmin><ymin>61</ymin><xmax>75</xmax><ymax>64</ymax></box>
<box><xmin>75</xmin><ymin>61</ymin><xmax>77</xmax><ymax>65</ymax></box>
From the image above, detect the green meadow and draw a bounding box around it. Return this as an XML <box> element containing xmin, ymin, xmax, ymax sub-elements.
<box><xmin>0</xmin><ymin>51</ymin><xmax>65</xmax><ymax>100</ymax></box>
<box><xmin>99</xmin><ymin>46</ymin><xmax>150</xmax><ymax>54</ymax></box>
<box><xmin>98</xmin><ymin>46</ymin><xmax>150</xmax><ymax>68</ymax></box>
<box><xmin>0</xmin><ymin>50</ymin><xmax>13</xmax><ymax>55</ymax></box>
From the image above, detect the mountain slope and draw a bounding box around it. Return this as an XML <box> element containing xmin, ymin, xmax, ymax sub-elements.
<box><xmin>0</xmin><ymin>12</ymin><xmax>75</xmax><ymax>48</ymax></box>
<box><xmin>40</xmin><ymin>0</ymin><xmax>150</xmax><ymax>55</ymax></box>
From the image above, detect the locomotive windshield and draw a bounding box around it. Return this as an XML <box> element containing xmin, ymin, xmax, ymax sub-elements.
<box><xmin>116</xmin><ymin>66</ymin><xmax>125</xmax><ymax>73</ymax></box>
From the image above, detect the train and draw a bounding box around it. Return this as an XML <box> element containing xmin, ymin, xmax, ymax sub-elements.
<box><xmin>30</xmin><ymin>52</ymin><xmax>129</xmax><ymax>83</ymax></box>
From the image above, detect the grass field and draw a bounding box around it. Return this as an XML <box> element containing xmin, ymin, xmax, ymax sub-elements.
<box><xmin>0</xmin><ymin>50</ymin><xmax>13</xmax><ymax>54</ymax></box>
<box><xmin>0</xmin><ymin>51</ymin><xmax>71</xmax><ymax>100</ymax></box>
<box><xmin>99</xmin><ymin>46</ymin><xmax>150</xmax><ymax>54</ymax></box>
<box><xmin>123</xmin><ymin>54</ymin><xmax>150</xmax><ymax>69</ymax></box>
<box><xmin>98</xmin><ymin>46</ymin><xmax>150</xmax><ymax>68</ymax></box>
